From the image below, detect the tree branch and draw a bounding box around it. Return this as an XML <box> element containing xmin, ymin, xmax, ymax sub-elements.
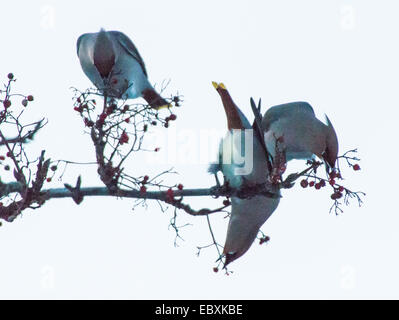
<box><xmin>0</xmin><ymin>119</ymin><xmax>44</xmax><ymax>145</ymax></box>
<box><xmin>0</xmin><ymin>179</ymin><xmax>280</xmax><ymax>221</ymax></box>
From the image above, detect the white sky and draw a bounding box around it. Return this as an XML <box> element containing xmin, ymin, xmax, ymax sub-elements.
<box><xmin>0</xmin><ymin>0</ymin><xmax>397</xmax><ymax>299</ymax></box>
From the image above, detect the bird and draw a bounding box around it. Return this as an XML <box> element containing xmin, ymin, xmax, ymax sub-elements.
<box><xmin>261</xmin><ymin>101</ymin><xmax>339</xmax><ymax>169</ymax></box>
<box><xmin>210</xmin><ymin>82</ymin><xmax>280</xmax><ymax>267</ymax></box>
<box><xmin>76</xmin><ymin>29</ymin><xmax>170</xmax><ymax>109</ymax></box>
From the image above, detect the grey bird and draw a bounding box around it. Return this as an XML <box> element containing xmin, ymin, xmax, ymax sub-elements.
<box><xmin>261</xmin><ymin>102</ymin><xmax>339</xmax><ymax>169</ymax></box>
<box><xmin>210</xmin><ymin>82</ymin><xmax>280</xmax><ymax>267</ymax></box>
<box><xmin>77</xmin><ymin>29</ymin><xmax>170</xmax><ymax>109</ymax></box>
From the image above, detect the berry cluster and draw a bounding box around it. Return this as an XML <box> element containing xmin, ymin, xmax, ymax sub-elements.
<box><xmin>297</xmin><ymin>153</ymin><xmax>363</xmax><ymax>214</ymax></box>
<box><xmin>1</xmin><ymin>73</ymin><xmax>34</xmax><ymax>115</ymax></box>
<box><xmin>163</xmin><ymin>113</ymin><xmax>177</xmax><ymax>128</ymax></box>
<box><xmin>259</xmin><ymin>235</ymin><xmax>270</xmax><ymax>245</ymax></box>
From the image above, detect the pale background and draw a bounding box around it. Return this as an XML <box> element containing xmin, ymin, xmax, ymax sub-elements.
<box><xmin>0</xmin><ymin>0</ymin><xmax>397</xmax><ymax>299</ymax></box>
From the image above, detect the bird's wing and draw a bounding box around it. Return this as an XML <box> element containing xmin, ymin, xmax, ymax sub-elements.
<box><xmin>76</xmin><ymin>33</ymin><xmax>90</xmax><ymax>56</ymax></box>
<box><xmin>251</xmin><ymin>98</ymin><xmax>273</xmax><ymax>172</ymax></box>
<box><xmin>110</xmin><ymin>31</ymin><xmax>148</xmax><ymax>77</ymax></box>
<box><xmin>250</xmin><ymin>97</ymin><xmax>264</xmax><ymax>133</ymax></box>
<box><xmin>262</xmin><ymin>101</ymin><xmax>316</xmax><ymax>131</ymax></box>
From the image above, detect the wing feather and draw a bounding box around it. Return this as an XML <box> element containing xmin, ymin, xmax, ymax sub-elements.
<box><xmin>110</xmin><ymin>31</ymin><xmax>148</xmax><ymax>77</ymax></box>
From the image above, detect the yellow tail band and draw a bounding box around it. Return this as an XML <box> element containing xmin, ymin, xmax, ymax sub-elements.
<box><xmin>212</xmin><ymin>81</ymin><xmax>226</xmax><ymax>90</ymax></box>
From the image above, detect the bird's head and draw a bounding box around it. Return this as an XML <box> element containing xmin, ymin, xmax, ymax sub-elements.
<box><xmin>223</xmin><ymin>227</ymin><xmax>260</xmax><ymax>268</ymax></box>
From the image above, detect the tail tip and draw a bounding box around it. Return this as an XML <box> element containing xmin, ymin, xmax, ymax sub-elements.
<box><xmin>212</xmin><ymin>81</ymin><xmax>226</xmax><ymax>90</ymax></box>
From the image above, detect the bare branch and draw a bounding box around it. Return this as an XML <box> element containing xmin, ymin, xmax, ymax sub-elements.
<box><xmin>0</xmin><ymin>119</ymin><xmax>45</xmax><ymax>145</ymax></box>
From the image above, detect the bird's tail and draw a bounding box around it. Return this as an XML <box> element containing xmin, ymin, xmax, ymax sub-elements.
<box><xmin>323</xmin><ymin>115</ymin><xmax>339</xmax><ymax>168</ymax></box>
<box><xmin>142</xmin><ymin>88</ymin><xmax>171</xmax><ymax>110</ymax></box>
<box><xmin>212</xmin><ymin>81</ymin><xmax>250</xmax><ymax>129</ymax></box>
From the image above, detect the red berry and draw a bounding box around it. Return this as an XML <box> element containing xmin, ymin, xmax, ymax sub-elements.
<box><xmin>223</xmin><ymin>199</ymin><xmax>231</xmax><ymax>206</ymax></box>
<box><xmin>50</xmin><ymin>165</ymin><xmax>57</xmax><ymax>171</ymax></box>
<box><xmin>353</xmin><ymin>164</ymin><xmax>360</xmax><ymax>171</ymax></box>
<box><xmin>315</xmin><ymin>183</ymin><xmax>321</xmax><ymax>190</ymax></box>
<box><xmin>124</xmin><ymin>118</ymin><xmax>130</xmax><ymax>123</ymax></box>
<box><xmin>6</xmin><ymin>152</ymin><xmax>11</xmax><ymax>157</ymax></box>
<box><xmin>320</xmin><ymin>180</ymin><xmax>326</xmax><ymax>187</ymax></box>
<box><xmin>166</xmin><ymin>188</ymin><xmax>174</xmax><ymax>201</ymax></box>
<box><xmin>338</xmin><ymin>186</ymin><xmax>344</xmax><ymax>192</ymax></box>
<box><xmin>84</xmin><ymin>118</ymin><xmax>94</xmax><ymax>127</ymax></box>
<box><xmin>177</xmin><ymin>184</ymin><xmax>183</xmax><ymax>190</ymax></box>
<box><xmin>331</xmin><ymin>192</ymin><xmax>343</xmax><ymax>200</ymax></box>
<box><xmin>0</xmin><ymin>156</ymin><xmax>5</xmax><ymax>161</ymax></box>
<box><xmin>140</xmin><ymin>186</ymin><xmax>147</xmax><ymax>193</ymax></box>
<box><xmin>300</xmin><ymin>179</ymin><xmax>308</xmax><ymax>188</ymax></box>
<box><xmin>309</xmin><ymin>181</ymin><xmax>315</xmax><ymax>187</ymax></box>
<box><xmin>119</xmin><ymin>131</ymin><xmax>129</xmax><ymax>145</ymax></box>
<box><xmin>213</xmin><ymin>267</ymin><xmax>219</xmax><ymax>273</ymax></box>
<box><xmin>329</xmin><ymin>179</ymin><xmax>335</xmax><ymax>186</ymax></box>
<box><xmin>259</xmin><ymin>236</ymin><xmax>270</xmax><ymax>245</ymax></box>
<box><xmin>143</xmin><ymin>175</ymin><xmax>149</xmax><ymax>182</ymax></box>
<box><xmin>329</xmin><ymin>171</ymin><xmax>337</xmax><ymax>179</ymax></box>
<box><xmin>3</xmin><ymin>100</ymin><xmax>11</xmax><ymax>108</ymax></box>
<box><xmin>27</xmin><ymin>95</ymin><xmax>34</xmax><ymax>102</ymax></box>
<box><xmin>154</xmin><ymin>147</ymin><xmax>160</xmax><ymax>152</ymax></box>
<box><xmin>21</xmin><ymin>99</ymin><xmax>28</xmax><ymax>107</ymax></box>
<box><xmin>98</xmin><ymin>113</ymin><xmax>107</xmax><ymax>122</ymax></box>
<box><xmin>169</xmin><ymin>114</ymin><xmax>177</xmax><ymax>121</ymax></box>
<box><xmin>7</xmin><ymin>73</ymin><xmax>14</xmax><ymax>80</ymax></box>
<box><xmin>259</xmin><ymin>236</ymin><xmax>270</xmax><ymax>244</ymax></box>
<box><xmin>46</xmin><ymin>177</ymin><xmax>52</xmax><ymax>182</ymax></box>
